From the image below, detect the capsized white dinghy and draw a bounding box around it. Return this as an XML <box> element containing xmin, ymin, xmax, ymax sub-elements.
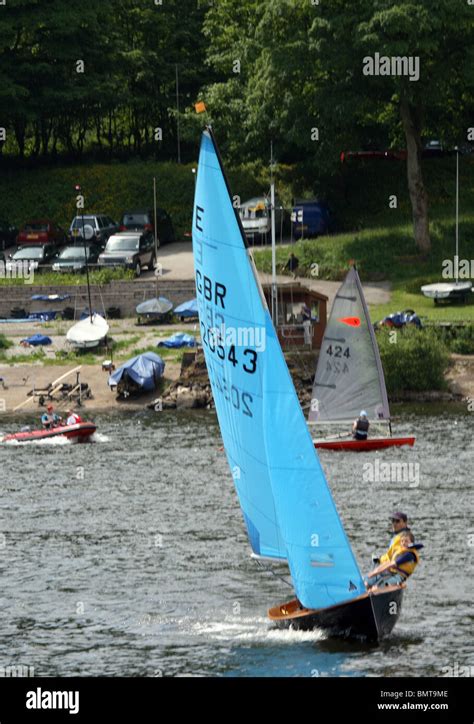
<box><xmin>66</xmin><ymin>313</ymin><xmax>109</xmax><ymax>348</ymax></box>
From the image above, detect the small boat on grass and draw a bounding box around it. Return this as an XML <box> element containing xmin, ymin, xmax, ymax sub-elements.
<box><xmin>192</xmin><ymin>128</ymin><xmax>405</xmax><ymax>641</ymax></box>
<box><xmin>2</xmin><ymin>422</ymin><xmax>96</xmax><ymax>443</ymax></box>
<box><xmin>136</xmin><ymin>297</ymin><xmax>173</xmax><ymax>323</ymax></box>
<box><xmin>108</xmin><ymin>352</ymin><xmax>165</xmax><ymax>397</ymax></box>
<box><xmin>66</xmin><ymin>313</ymin><xmax>109</xmax><ymax>349</ymax></box>
<box><xmin>309</xmin><ymin>265</ymin><xmax>415</xmax><ymax>451</ymax></box>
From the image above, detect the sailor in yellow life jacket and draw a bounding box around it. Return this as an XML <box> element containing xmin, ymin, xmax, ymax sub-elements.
<box><xmin>372</xmin><ymin>511</ymin><xmax>411</xmax><ymax>565</ymax></box>
<box><xmin>365</xmin><ymin>531</ymin><xmax>423</xmax><ymax>589</ymax></box>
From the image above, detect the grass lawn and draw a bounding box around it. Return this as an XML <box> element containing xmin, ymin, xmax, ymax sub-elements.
<box><xmin>369</xmin><ymin>286</ymin><xmax>474</xmax><ymax>323</ymax></box>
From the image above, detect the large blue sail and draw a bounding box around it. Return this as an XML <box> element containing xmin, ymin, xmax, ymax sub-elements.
<box><xmin>192</xmin><ymin>129</ymin><xmax>365</xmax><ymax>609</ymax></box>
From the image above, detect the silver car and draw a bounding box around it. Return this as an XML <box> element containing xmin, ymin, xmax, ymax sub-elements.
<box><xmin>69</xmin><ymin>214</ymin><xmax>118</xmax><ymax>246</ymax></box>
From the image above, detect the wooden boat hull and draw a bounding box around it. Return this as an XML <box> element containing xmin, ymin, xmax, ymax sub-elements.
<box><xmin>314</xmin><ymin>436</ymin><xmax>415</xmax><ymax>451</ymax></box>
<box><xmin>2</xmin><ymin>422</ymin><xmax>96</xmax><ymax>443</ymax></box>
<box><xmin>268</xmin><ymin>584</ymin><xmax>405</xmax><ymax>641</ymax></box>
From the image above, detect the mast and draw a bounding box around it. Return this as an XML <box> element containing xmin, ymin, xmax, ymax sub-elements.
<box><xmin>270</xmin><ymin>142</ymin><xmax>278</xmax><ymax>325</ymax></box>
<box><xmin>455</xmin><ymin>146</ymin><xmax>459</xmax><ymax>285</ymax></box>
<box><xmin>75</xmin><ymin>184</ymin><xmax>93</xmax><ymax>323</ymax></box>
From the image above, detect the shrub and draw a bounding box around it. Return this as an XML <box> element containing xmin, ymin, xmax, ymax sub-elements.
<box><xmin>0</xmin><ymin>334</ymin><xmax>13</xmax><ymax>350</ymax></box>
<box><xmin>449</xmin><ymin>326</ymin><xmax>474</xmax><ymax>354</ymax></box>
<box><xmin>377</xmin><ymin>327</ymin><xmax>450</xmax><ymax>393</ymax></box>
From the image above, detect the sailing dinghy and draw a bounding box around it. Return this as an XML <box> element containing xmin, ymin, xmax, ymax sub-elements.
<box><xmin>66</xmin><ymin>312</ymin><xmax>109</xmax><ymax>349</ymax></box>
<box><xmin>309</xmin><ymin>266</ymin><xmax>415</xmax><ymax>451</ymax></box>
<box><xmin>192</xmin><ymin>128</ymin><xmax>404</xmax><ymax>640</ymax></box>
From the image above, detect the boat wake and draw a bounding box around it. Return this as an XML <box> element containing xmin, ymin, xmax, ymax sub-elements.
<box><xmin>2</xmin><ymin>435</ymin><xmax>72</xmax><ymax>446</ymax></box>
<box><xmin>91</xmin><ymin>432</ymin><xmax>109</xmax><ymax>443</ymax></box>
<box><xmin>189</xmin><ymin>616</ymin><xmax>326</xmax><ymax>644</ymax></box>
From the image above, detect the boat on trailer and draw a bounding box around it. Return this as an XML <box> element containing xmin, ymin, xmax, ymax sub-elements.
<box><xmin>2</xmin><ymin>422</ymin><xmax>96</xmax><ymax>443</ymax></box>
<box><xmin>192</xmin><ymin>127</ymin><xmax>404</xmax><ymax>640</ymax></box>
<box><xmin>309</xmin><ymin>265</ymin><xmax>414</xmax><ymax>451</ymax></box>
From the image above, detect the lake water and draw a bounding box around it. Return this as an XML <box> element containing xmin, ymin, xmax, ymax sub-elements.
<box><xmin>0</xmin><ymin>406</ymin><xmax>472</xmax><ymax>677</ymax></box>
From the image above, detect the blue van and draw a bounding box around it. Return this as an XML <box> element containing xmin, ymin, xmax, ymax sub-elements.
<box><xmin>292</xmin><ymin>200</ymin><xmax>331</xmax><ymax>238</ymax></box>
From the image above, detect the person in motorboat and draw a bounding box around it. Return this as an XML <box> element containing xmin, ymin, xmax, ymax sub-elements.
<box><xmin>365</xmin><ymin>531</ymin><xmax>422</xmax><ymax>589</ymax></box>
<box><xmin>372</xmin><ymin>512</ymin><xmax>411</xmax><ymax>566</ymax></box>
<box><xmin>41</xmin><ymin>404</ymin><xmax>62</xmax><ymax>429</ymax></box>
<box><xmin>66</xmin><ymin>409</ymin><xmax>83</xmax><ymax>425</ymax></box>
<box><xmin>352</xmin><ymin>410</ymin><xmax>369</xmax><ymax>440</ymax></box>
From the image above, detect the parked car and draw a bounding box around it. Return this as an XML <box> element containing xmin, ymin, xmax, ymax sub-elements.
<box><xmin>98</xmin><ymin>231</ymin><xmax>156</xmax><ymax>276</ymax></box>
<box><xmin>17</xmin><ymin>219</ymin><xmax>67</xmax><ymax>246</ymax></box>
<box><xmin>292</xmin><ymin>200</ymin><xmax>331</xmax><ymax>238</ymax></box>
<box><xmin>51</xmin><ymin>243</ymin><xmax>101</xmax><ymax>273</ymax></box>
<box><xmin>69</xmin><ymin>214</ymin><xmax>118</xmax><ymax>246</ymax></box>
<box><xmin>5</xmin><ymin>245</ymin><xmax>58</xmax><ymax>274</ymax></box>
<box><xmin>119</xmin><ymin>208</ymin><xmax>175</xmax><ymax>247</ymax></box>
<box><xmin>0</xmin><ymin>219</ymin><xmax>18</xmax><ymax>250</ymax></box>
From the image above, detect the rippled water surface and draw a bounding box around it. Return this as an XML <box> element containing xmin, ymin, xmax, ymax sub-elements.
<box><xmin>0</xmin><ymin>406</ymin><xmax>472</xmax><ymax>677</ymax></box>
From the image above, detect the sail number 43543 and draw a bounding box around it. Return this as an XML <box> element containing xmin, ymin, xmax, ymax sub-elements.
<box><xmin>201</xmin><ymin>322</ymin><xmax>257</xmax><ymax>374</ymax></box>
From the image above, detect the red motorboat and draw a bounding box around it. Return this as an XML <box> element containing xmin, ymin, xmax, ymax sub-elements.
<box><xmin>2</xmin><ymin>422</ymin><xmax>96</xmax><ymax>443</ymax></box>
<box><xmin>314</xmin><ymin>435</ymin><xmax>415</xmax><ymax>452</ymax></box>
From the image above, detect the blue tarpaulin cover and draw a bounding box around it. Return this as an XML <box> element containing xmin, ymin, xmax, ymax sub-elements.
<box><xmin>80</xmin><ymin>309</ymin><xmax>101</xmax><ymax>320</ymax></box>
<box><xmin>174</xmin><ymin>298</ymin><xmax>198</xmax><ymax>317</ymax></box>
<box><xmin>158</xmin><ymin>332</ymin><xmax>196</xmax><ymax>348</ymax></box>
<box><xmin>108</xmin><ymin>352</ymin><xmax>165</xmax><ymax>391</ymax></box>
<box><xmin>21</xmin><ymin>334</ymin><xmax>52</xmax><ymax>346</ymax></box>
<box><xmin>31</xmin><ymin>294</ymin><xmax>71</xmax><ymax>302</ymax></box>
<box><xmin>379</xmin><ymin>311</ymin><xmax>422</xmax><ymax>328</ymax></box>
<box><xmin>28</xmin><ymin>311</ymin><xmax>57</xmax><ymax>321</ymax></box>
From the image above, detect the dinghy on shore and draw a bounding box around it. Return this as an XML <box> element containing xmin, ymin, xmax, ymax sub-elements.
<box><xmin>192</xmin><ymin>127</ymin><xmax>405</xmax><ymax>640</ymax></box>
<box><xmin>66</xmin><ymin>313</ymin><xmax>109</xmax><ymax>349</ymax></box>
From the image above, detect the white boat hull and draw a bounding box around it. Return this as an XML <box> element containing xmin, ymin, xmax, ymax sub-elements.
<box><xmin>421</xmin><ymin>281</ymin><xmax>472</xmax><ymax>299</ymax></box>
<box><xmin>66</xmin><ymin>314</ymin><xmax>109</xmax><ymax>348</ymax></box>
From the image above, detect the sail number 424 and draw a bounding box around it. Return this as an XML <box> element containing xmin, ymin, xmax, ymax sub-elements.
<box><xmin>326</xmin><ymin>345</ymin><xmax>350</xmax><ymax>358</ymax></box>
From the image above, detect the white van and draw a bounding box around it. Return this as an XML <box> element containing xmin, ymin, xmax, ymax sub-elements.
<box><xmin>239</xmin><ymin>195</ymin><xmax>283</xmax><ymax>243</ymax></box>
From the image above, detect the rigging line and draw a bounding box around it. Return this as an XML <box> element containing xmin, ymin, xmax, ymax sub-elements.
<box><xmin>254</xmin><ymin>557</ymin><xmax>293</xmax><ymax>589</ymax></box>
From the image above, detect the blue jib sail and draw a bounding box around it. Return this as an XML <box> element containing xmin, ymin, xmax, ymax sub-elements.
<box><xmin>192</xmin><ymin>129</ymin><xmax>365</xmax><ymax>609</ymax></box>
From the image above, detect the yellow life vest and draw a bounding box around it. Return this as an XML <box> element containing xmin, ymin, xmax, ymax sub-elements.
<box><xmin>390</xmin><ymin>545</ymin><xmax>420</xmax><ymax>579</ymax></box>
<box><xmin>379</xmin><ymin>531</ymin><xmax>406</xmax><ymax>563</ymax></box>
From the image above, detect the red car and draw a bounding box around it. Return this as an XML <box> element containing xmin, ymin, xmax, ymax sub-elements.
<box><xmin>17</xmin><ymin>220</ymin><xmax>67</xmax><ymax>246</ymax></box>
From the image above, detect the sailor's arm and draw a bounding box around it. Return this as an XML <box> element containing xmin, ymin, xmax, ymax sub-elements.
<box><xmin>367</xmin><ymin>559</ymin><xmax>395</xmax><ymax>578</ymax></box>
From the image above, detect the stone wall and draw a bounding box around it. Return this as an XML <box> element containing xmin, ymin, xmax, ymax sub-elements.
<box><xmin>0</xmin><ymin>279</ymin><xmax>196</xmax><ymax>318</ymax></box>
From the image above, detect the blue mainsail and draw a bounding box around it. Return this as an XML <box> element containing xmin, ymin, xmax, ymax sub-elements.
<box><xmin>192</xmin><ymin>129</ymin><xmax>365</xmax><ymax>609</ymax></box>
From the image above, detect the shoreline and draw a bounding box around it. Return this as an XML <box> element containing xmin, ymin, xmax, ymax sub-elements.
<box><xmin>0</xmin><ymin>353</ymin><xmax>470</xmax><ymax>420</ymax></box>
